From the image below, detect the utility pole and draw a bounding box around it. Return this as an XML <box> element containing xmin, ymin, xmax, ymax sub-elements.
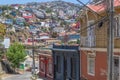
<box><xmin>107</xmin><ymin>0</ymin><xmax>114</xmax><ymax>80</ymax></box>
<box><xmin>32</xmin><ymin>32</ymin><xmax>36</xmax><ymax>75</ymax></box>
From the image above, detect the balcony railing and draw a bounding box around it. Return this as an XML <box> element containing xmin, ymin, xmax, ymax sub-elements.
<box><xmin>80</xmin><ymin>36</ymin><xmax>96</xmax><ymax>48</ymax></box>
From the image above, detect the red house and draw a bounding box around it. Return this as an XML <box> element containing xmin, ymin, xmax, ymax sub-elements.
<box><xmin>22</xmin><ymin>12</ymin><xmax>33</xmax><ymax>19</ymax></box>
<box><xmin>22</xmin><ymin>11</ymin><xmax>36</xmax><ymax>23</ymax></box>
<box><xmin>39</xmin><ymin>51</ymin><xmax>53</xmax><ymax>80</ymax></box>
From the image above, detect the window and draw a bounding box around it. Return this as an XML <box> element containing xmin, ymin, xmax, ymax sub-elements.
<box><xmin>88</xmin><ymin>54</ymin><xmax>95</xmax><ymax>76</ymax></box>
<box><xmin>114</xmin><ymin>16</ymin><xmax>120</xmax><ymax>37</ymax></box>
<box><xmin>87</xmin><ymin>20</ymin><xmax>95</xmax><ymax>47</ymax></box>
<box><xmin>48</xmin><ymin>60</ymin><xmax>53</xmax><ymax>75</ymax></box>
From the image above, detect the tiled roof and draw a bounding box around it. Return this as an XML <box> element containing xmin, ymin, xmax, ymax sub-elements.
<box><xmin>87</xmin><ymin>0</ymin><xmax>120</xmax><ymax>12</ymax></box>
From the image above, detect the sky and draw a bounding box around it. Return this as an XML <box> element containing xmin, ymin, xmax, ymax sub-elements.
<box><xmin>0</xmin><ymin>0</ymin><xmax>89</xmax><ymax>5</ymax></box>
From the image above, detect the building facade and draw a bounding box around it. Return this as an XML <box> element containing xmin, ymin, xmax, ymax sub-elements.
<box><xmin>80</xmin><ymin>0</ymin><xmax>120</xmax><ymax>80</ymax></box>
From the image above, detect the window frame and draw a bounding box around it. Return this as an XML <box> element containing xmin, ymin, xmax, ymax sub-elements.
<box><xmin>87</xmin><ymin>54</ymin><xmax>95</xmax><ymax>76</ymax></box>
<box><xmin>114</xmin><ymin>15</ymin><xmax>120</xmax><ymax>38</ymax></box>
<box><xmin>87</xmin><ymin>20</ymin><xmax>96</xmax><ymax>47</ymax></box>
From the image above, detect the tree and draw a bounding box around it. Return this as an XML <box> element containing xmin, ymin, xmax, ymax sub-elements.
<box><xmin>46</xmin><ymin>8</ymin><xmax>52</xmax><ymax>13</ymax></box>
<box><xmin>77</xmin><ymin>39</ymin><xmax>80</xmax><ymax>44</ymax></box>
<box><xmin>0</xmin><ymin>43</ymin><xmax>4</xmax><ymax>60</ymax></box>
<box><xmin>0</xmin><ymin>23</ymin><xmax>6</xmax><ymax>38</ymax></box>
<box><xmin>6</xmin><ymin>42</ymin><xmax>26</xmax><ymax>70</ymax></box>
<box><xmin>0</xmin><ymin>23</ymin><xmax>5</xmax><ymax>60</ymax></box>
<box><xmin>5</xmin><ymin>14</ymin><xmax>13</xmax><ymax>19</ymax></box>
<box><xmin>51</xmin><ymin>32</ymin><xmax>58</xmax><ymax>38</ymax></box>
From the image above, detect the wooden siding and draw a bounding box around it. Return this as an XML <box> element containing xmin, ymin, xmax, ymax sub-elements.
<box><xmin>80</xmin><ymin>8</ymin><xmax>120</xmax><ymax>48</ymax></box>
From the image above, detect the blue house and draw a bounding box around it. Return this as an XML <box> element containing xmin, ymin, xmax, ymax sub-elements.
<box><xmin>16</xmin><ymin>18</ymin><xmax>25</xmax><ymax>26</ymax></box>
<box><xmin>5</xmin><ymin>19</ymin><xmax>13</xmax><ymax>25</ymax></box>
<box><xmin>52</xmin><ymin>44</ymin><xmax>80</xmax><ymax>80</ymax></box>
<box><xmin>10</xmin><ymin>11</ymin><xmax>16</xmax><ymax>17</ymax></box>
<box><xmin>29</xmin><ymin>25</ymin><xmax>36</xmax><ymax>29</ymax></box>
<box><xmin>24</xmin><ymin>7</ymin><xmax>33</xmax><ymax>12</ymax></box>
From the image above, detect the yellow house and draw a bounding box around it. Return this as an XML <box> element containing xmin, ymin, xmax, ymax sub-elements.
<box><xmin>79</xmin><ymin>0</ymin><xmax>120</xmax><ymax>80</ymax></box>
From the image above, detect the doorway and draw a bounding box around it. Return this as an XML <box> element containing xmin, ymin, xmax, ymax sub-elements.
<box><xmin>52</xmin><ymin>45</ymin><xmax>80</xmax><ymax>80</ymax></box>
<box><xmin>114</xmin><ymin>56</ymin><xmax>120</xmax><ymax>80</ymax></box>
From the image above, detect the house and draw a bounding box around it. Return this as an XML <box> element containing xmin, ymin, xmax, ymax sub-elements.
<box><xmin>39</xmin><ymin>44</ymin><xmax>80</xmax><ymax>80</ymax></box>
<box><xmin>6</xmin><ymin>26</ymin><xmax>15</xmax><ymax>32</ymax></box>
<box><xmin>22</xmin><ymin>11</ymin><xmax>36</xmax><ymax>23</ymax></box>
<box><xmin>52</xmin><ymin>44</ymin><xmax>80</xmax><ymax>80</ymax></box>
<box><xmin>24</xmin><ymin>7</ymin><xmax>33</xmax><ymax>12</ymax></box>
<box><xmin>10</xmin><ymin>11</ymin><xmax>17</xmax><ymax>17</ymax></box>
<box><xmin>42</xmin><ymin>38</ymin><xmax>61</xmax><ymax>46</ymax></box>
<box><xmin>39</xmin><ymin>50</ymin><xmax>53</xmax><ymax>80</ymax></box>
<box><xmin>79</xmin><ymin>0</ymin><xmax>120</xmax><ymax>80</ymax></box>
<box><xmin>22</xmin><ymin>11</ymin><xmax>33</xmax><ymax>19</ymax></box>
<box><xmin>70</xmin><ymin>22</ymin><xmax>80</xmax><ymax>31</ymax></box>
<box><xmin>58</xmin><ymin>33</ymin><xmax>80</xmax><ymax>43</ymax></box>
<box><xmin>16</xmin><ymin>17</ymin><xmax>25</xmax><ymax>26</ymax></box>
<box><xmin>38</xmin><ymin>33</ymin><xmax>50</xmax><ymax>40</ymax></box>
<box><xmin>5</xmin><ymin>19</ymin><xmax>13</xmax><ymax>25</ymax></box>
<box><xmin>32</xmin><ymin>9</ymin><xmax>46</xmax><ymax>19</ymax></box>
<box><xmin>53</xmin><ymin>27</ymin><xmax>65</xmax><ymax>33</ymax></box>
<box><xmin>11</xmin><ymin>4</ymin><xmax>20</xmax><ymax>9</ymax></box>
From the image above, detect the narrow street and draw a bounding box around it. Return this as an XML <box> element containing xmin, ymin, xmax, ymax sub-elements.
<box><xmin>3</xmin><ymin>72</ymin><xmax>35</xmax><ymax>80</ymax></box>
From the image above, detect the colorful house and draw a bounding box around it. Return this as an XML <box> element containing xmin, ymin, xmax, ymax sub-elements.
<box><xmin>39</xmin><ymin>51</ymin><xmax>53</xmax><ymax>80</ymax></box>
<box><xmin>79</xmin><ymin>0</ymin><xmax>120</xmax><ymax>80</ymax></box>
<box><xmin>16</xmin><ymin>17</ymin><xmax>25</xmax><ymax>26</ymax></box>
<box><xmin>5</xmin><ymin>19</ymin><xmax>13</xmax><ymax>25</ymax></box>
<box><xmin>10</xmin><ymin>11</ymin><xmax>17</xmax><ymax>17</ymax></box>
<box><xmin>22</xmin><ymin>11</ymin><xmax>33</xmax><ymax>19</ymax></box>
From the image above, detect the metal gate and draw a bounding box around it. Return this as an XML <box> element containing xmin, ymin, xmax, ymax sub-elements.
<box><xmin>52</xmin><ymin>45</ymin><xmax>80</xmax><ymax>80</ymax></box>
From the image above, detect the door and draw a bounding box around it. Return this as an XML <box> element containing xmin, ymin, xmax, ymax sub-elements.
<box><xmin>54</xmin><ymin>53</ymin><xmax>64</xmax><ymax>80</ymax></box>
<box><xmin>54</xmin><ymin>52</ymin><xmax>80</xmax><ymax>80</ymax></box>
<box><xmin>64</xmin><ymin>53</ymin><xmax>80</xmax><ymax>80</ymax></box>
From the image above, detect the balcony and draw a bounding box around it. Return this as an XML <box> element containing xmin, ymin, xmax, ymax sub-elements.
<box><xmin>80</xmin><ymin>36</ymin><xmax>96</xmax><ymax>48</ymax></box>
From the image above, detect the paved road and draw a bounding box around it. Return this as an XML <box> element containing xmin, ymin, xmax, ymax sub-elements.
<box><xmin>3</xmin><ymin>72</ymin><xmax>43</xmax><ymax>80</ymax></box>
<box><xmin>3</xmin><ymin>72</ymin><xmax>33</xmax><ymax>80</ymax></box>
